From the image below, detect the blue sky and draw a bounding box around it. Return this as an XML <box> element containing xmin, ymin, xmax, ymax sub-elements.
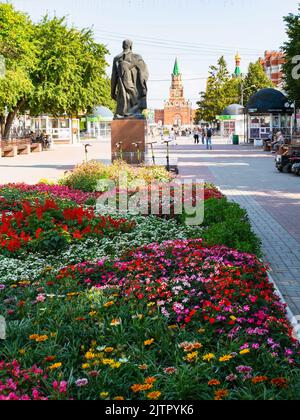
<box><xmin>11</xmin><ymin>0</ymin><xmax>299</xmax><ymax>108</ymax></box>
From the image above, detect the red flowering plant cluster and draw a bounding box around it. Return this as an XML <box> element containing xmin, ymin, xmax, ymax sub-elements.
<box><xmin>57</xmin><ymin>239</ymin><xmax>299</xmax><ymax>361</ymax></box>
<box><xmin>0</xmin><ymin>198</ymin><xmax>135</xmax><ymax>256</ymax></box>
<box><xmin>0</xmin><ymin>184</ymin><xmax>97</xmax><ymax>210</ymax></box>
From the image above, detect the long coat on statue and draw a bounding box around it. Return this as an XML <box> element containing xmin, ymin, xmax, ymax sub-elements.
<box><xmin>111</xmin><ymin>51</ymin><xmax>149</xmax><ymax>118</ymax></box>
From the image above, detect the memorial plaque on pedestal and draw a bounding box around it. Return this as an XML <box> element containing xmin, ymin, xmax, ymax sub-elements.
<box><xmin>111</xmin><ymin>119</ymin><xmax>146</xmax><ymax>165</ymax></box>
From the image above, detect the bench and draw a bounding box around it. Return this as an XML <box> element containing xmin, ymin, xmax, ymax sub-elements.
<box><xmin>30</xmin><ymin>143</ymin><xmax>42</xmax><ymax>153</ymax></box>
<box><xmin>17</xmin><ymin>143</ymin><xmax>30</xmax><ymax>155</ymax></box>
<box><xmin>1</xmin><ymin>144</ymin><xmax>18</xmax><ymax>157</ymax></box>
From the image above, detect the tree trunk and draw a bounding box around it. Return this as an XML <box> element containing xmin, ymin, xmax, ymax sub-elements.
<box><xmin>0</xmin><ymin>115</ymin><xmax>5</xmax><ymax>139</ymax></box>
<box><xmin>3</xmin><ymin>100</ymin><xmax>26</xmax><ymax>139</ymax></box>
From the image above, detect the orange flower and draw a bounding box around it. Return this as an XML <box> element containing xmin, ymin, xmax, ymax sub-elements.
<box><xmin>44</xmin><ymin>356</ymin><xmax>56</xmax><ymax>363</ymax></box>
<box><xmin>114</xmin><ymin>396</ymin><xmax>125</xmax><ymax>400</ymax></box>
<box><xmin>214</xmin><ymin>389</ymin><xmax>229</xmax><ymax>401</ymax></box>
<box><xmin>271</xmin><ymin>378</ymin><xmax>288</xmax><ymax>388</ymax></box>
<box><xmin>131</xmin><ymin>384</ymin><xmax>153</xmax><ymax>393</ymax></box>
<box><xmin>145</xmin><ymin>377</ymin><xmax>157</xmax><ymax>385</ymax></box>
<box><xmin>208</xmin><ymin>379</ymin><xmax>221</xmax><ymax>387</ymax></box>
<box><xmin>252</xmin><ymin>376</ymin><xmax>268</xmax><ymax>385</ymax></box>
<box><xmin>144</xmin><ymin>339</ymin><xmax>155</xmax><ymax>346</ymax></box>
<box><xmin>147</xmin><ymin>391</ymin><xmax>161</xmax><ymax>400</ymax></box>
<box><xmin>48</xmin><ymin>363</ymin><xmax>62</xmax><ymax>371</ymax></box>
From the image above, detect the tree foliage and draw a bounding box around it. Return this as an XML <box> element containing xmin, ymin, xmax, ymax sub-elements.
<box><xmin>242</xmin><ymin>61</ymin><xmax>273</xmax><ymax>105</ymax></box>
<box><xmin>195</xmin><ymin>57</ymin><xmax>239</xmax><ymax>123</ymax></box>
<box><xmin>0</xmin><ymin>3</ymin><xmax>35</xmax><ymax>138</ymax></box>
<box><xmin>282</xmin><ymin>5</ymin><xmax>300</xmax><ymax>105</ymax></box>
<box><xmin>195</xmin><ymin>56</ymin><xmax>274</xmax><ymax>123</ymax></box>
<box><xmin>0</xmin><ymin>4</ymin><xmax>113</xmax><ymax>139</ymax></box>
<box><xmin>31</xmin><ymin>16</ymin><xmax>114</xmax><ymax>117</ymax></box>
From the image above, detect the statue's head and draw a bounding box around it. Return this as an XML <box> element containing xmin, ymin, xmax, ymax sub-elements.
<box><xmin>122</xmin><ymin>40</ymin><xmax>133</xmax><ymax>52</ymax></box>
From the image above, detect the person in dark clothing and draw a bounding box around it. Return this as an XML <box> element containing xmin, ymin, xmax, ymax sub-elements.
<box><xmin>206</xmin><ymin>125</ymin><xmax>213</xmax><ymax>150</ymax></box>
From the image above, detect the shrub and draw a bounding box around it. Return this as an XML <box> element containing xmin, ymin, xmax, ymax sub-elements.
<box><xmin>59</xmin><ymin>160</ymin><xmax>174</xmax><ymax>192</ymax></box>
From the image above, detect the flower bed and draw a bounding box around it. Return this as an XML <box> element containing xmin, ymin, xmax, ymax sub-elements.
<box><xmin>0</xmin><ymin>184</ymin><xmax>97</xmax><ymax>209</ymax></box>
<box><xmin>0</xmin><ymin>198</ymin><xmax>134</xmax><ymax>256</ymax></box>
<box><xmin>1</xmin><ymin>239</ymin><xmax>299</xmax><ymax>400</ymax></box>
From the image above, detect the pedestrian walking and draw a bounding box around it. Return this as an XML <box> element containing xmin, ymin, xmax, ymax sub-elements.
<box><xmin>193</xmin><ymin>127</ymin><xmax>200</xmax><ymax>145</ymax></box>
<box><xmin>206</xmin><ymin>125</ymin><xmax>213</xmax><ymax>150</ymax></box>
<box><xmin>201</xmin><ymin>126</ymin><xmax>206</xmax><ymax>145</ymax></box>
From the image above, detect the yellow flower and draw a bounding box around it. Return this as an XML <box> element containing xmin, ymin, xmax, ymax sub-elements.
<box><xmin>147</xmin><ymin>391</ymin><xmax>161</xmax><ymax>400</ymax></box>
<box><xmin>185</xmin><ymin>352</ymin><xmax>198</xmax><ymax>362</ymax></box>
<box><xmin>230</xmin><ymin>316</ymin><xmax>237</xmax><ymax>321</ymax></box>
<box><xmin>104</xmin><ymin>301</ymin><xmax>115</xmax><ymax>308</ymax></box>
<box><xmin>144</xmin><ymin>339</ymin><xmax>155</xmax><ymax>346</ymax></box>
<box><xmin>82</xmin><ymin>363</ymin><xmax>90</xmax><ymax>370</ymax></box>
<box><xmin>110</xmin><ymin>319</ymin><xmax>121</xmax><ymax>327</ymax></box>
<box><xmin>89</xmin><ymin>311</ymin><xmax>97</xmax><ymax>317</ymax></box>
<box><xmin>19</xmin><ymin>349</ymin><xmax>26</xmax><ymax>355</ymax></box>
<box><xmin>168</xmin><ymin>325</ymin><xmax>178</xmax><ymax>330</ymax></box>
<box><xmin>49</xmin><ymin>363</ymin><xmax>62</xmax><ymax>371</ymax></box>
<box><xmin>111</xmin><ymin>362</ymin><xmax>121</xmax><ymax>369</ymax></box>
<box><xmin>102</xmin><ymin>359</ymin><xmax>114</xmax><ymax>366</ymax></box>
<box><xmin>147</xmin><ymin>302</ymin><xmax>156</xmax><ymax>307</ymax></box>
<box><xmin>139</xmin><ymin>364</ymin><xmax>149</xmax><ymax>371</ymax></box>
<box><xmin>240</xmin><ymin>349</ymin><xmax>250</xmax><ymax>355</ymax></box>
<box><xmin>203</xmin><ymin>353</ymin><xmax>215</xmax><ymax>362</ymax></box>
<box><xmin>198</xmin><ymin>328</ymin><xmax>206</xmax><ymax>334</ymax></box>
<box><xmin>104</xmin><ymin>347</ymin><xmax>114</xmax><ymax>353</ymax></box>
<box><xmin>219</xmin><ymin>355</ymin><xmax>234</xmax><ymax>363</ymax></box>
<box><xmin>100</xmin><ymin>392</ymin><xmax>109</xmax><ymax>399</ymax></box>
<box><xmin>85</xmin><ymin>351</ymin><xmax>96</xmax><ymax>360</ymax></box>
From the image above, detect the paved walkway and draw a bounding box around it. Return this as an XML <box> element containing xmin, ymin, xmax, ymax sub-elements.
<box><xmin>155</xmin><ymin>141</ymin><xmax>300</xmax><ymax>320</ymax></box>
<box><xmin>0</xmin><ymin>139</ymin><xmax>111</xmax><ymax>184</ymax></box>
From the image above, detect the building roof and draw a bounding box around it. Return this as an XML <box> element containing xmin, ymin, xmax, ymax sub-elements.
<box><xmin>222</xmin><ymin>104</ymin><xmax>245</xmax><ymax>116</ymax></box>
<box><xmin>87</xmin><ymin>106</ymin><xmax>113</xmax><ymax>121</ymax></box>
<box><xmin>173</xmin><ymin>58</ymin><xmax>180</xmax><ymax>76</ymax></box>
<box><xmin>246</xmin><ymin>88</ymin><xmax>293</xmax><ymax>114</ymax></box>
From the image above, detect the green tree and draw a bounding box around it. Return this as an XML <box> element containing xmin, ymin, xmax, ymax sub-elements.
<box><xmin>0</xmin><ymin>4</ymin><xmax>114</xmax><ymax>139</ymax></box>
<box><xmin>31</xmin><ymin>16</ymin><xmax>114</xmax><ymax>117</ymax></box>
<box><xmin>195</xmin><ymin>57</ymin><xmax>239</xmax><ymax>123</ymax></box>
<box><xmin>242</xmin><ymin>61</ymin><xmax>273</xmax><ymax>105</ymax></box>
<box><xmin>282</xmin><ymin>5</ymin><xmax>300</xmax><ymax>105</ymax></box>
<box><xmin>0</xmin><ymin>3</ymin><xmax>36</xmax><ymax>138</ymax></box>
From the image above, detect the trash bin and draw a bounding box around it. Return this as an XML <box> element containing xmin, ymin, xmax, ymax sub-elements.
<box><xmin>233</xmin><ymin>135</ymin><xmax>239</xmax><ymax>145</ymax></box>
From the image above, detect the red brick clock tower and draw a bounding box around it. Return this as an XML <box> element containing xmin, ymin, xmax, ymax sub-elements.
<box><xmin>155</xmin><ymin>59</ymin><xmax>194</xmax><ymax>127</ymax></box>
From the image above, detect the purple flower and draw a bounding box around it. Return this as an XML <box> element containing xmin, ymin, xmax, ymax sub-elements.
<box><xmin>236</xmin><ymin>366</ymin><xmax>253</xmax><ymax>374</ymax></box>
<box><xmin>0</xmin><ymin>284</ymin><xmax>5</xmax><ymax>291</ymax></box>
<box><xmin>226</xmin><ymin>374</ymin><xmax>237</xmax><ymax>382</ymax></box>
<box><xmin>75</xmin><ymin>378</ymin><xmax>89</xmax><ymax>388</ymax></box>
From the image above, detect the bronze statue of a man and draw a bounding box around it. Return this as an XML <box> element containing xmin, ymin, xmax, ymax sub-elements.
<box><xmin>111</xmin><ymin>40</ymin><xmax>149</xmax><ymax>119</ymax></box>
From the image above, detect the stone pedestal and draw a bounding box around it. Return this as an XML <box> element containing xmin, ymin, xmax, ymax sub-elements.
<box><xmin>111</xmin><ymin>119</ymin><xmax>146</xmax><ymax>164</ymax></box>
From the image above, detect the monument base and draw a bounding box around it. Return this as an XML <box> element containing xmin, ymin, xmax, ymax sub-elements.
<box><xmin>111</xmin><ymin>119</ymin><xmax>146</xmax><ymax>165</ymax></box>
